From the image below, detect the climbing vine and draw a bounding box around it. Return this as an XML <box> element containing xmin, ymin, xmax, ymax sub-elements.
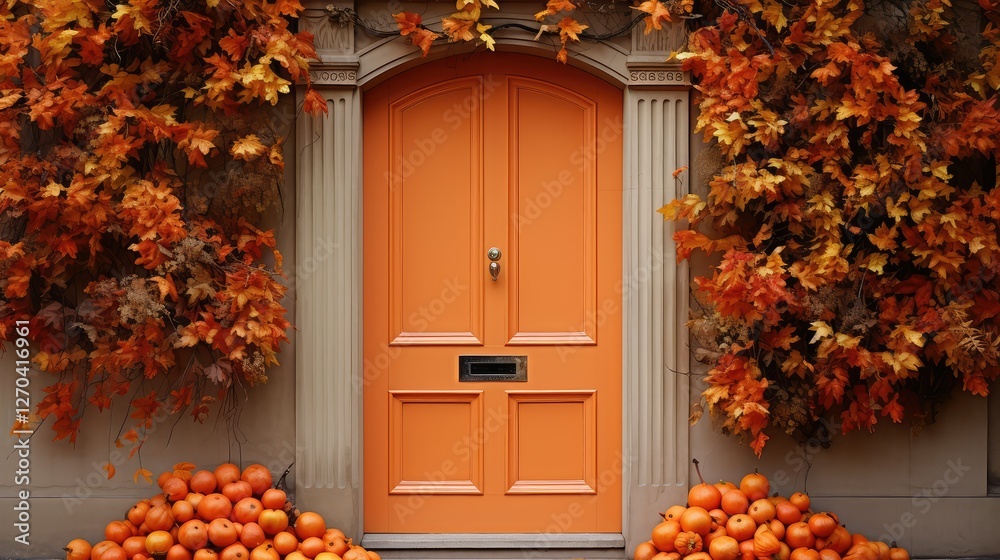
<box><xmin>662</xmin><ymin>0</ymin><xmax>1000</xmax><ymax>454</ymax></box>
<box><xmin>0</xmin><ymin>0</ymin><xmax>325</xmax><ymax>459</ymax></box>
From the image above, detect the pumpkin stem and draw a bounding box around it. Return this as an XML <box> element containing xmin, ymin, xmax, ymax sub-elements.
<box><xmin>692</xmin><ymin>458</ymin><xmax>706</xmax><ymax>485</ymax></box>
<box><xmin>891</xmin><ymin>541</ymin><xmax>897</xmax><ymax>548</ymax></box>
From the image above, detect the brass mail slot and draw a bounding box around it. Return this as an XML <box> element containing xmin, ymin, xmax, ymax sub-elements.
<box><xmin>459</xmin><ymin>355</ymin><xmax>527</xmax><ymax>382</ymax></box>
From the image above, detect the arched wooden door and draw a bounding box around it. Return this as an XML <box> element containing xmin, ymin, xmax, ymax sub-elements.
<box><xmin>362</xmin><ymin>53</ymin><xmax>622</xmax><ymax>533</ymax></box>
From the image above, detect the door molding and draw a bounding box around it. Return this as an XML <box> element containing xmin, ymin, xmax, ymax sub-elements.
<box><xmin>294</xmin><ymin>0</ymin><xmax>692</xmax><ymax>551</ymax></box>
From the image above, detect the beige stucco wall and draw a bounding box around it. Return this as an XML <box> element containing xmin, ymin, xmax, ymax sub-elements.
<box><xmin>0</xmin><ymin>98</ymin><xmax>299</xmax><ymax>559</ymax></box>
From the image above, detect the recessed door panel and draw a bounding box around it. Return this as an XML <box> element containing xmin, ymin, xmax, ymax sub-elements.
<box><xmin>389</xmin><ymin>80</ymin><xmax>484</xmax><ymax>345</ymax></box>
<box><xmin>508</xmin><ymin>79</ymin><xmax>597</xmax><ymax>345</ymax></box>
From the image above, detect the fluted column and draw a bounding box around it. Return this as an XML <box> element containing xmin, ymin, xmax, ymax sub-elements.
<box><xmin>295</xmin><ymin>0</ymin><xmax>362</xmax><ymax>538</ymax></box>
<box><xmin>623</xmin><ymin>22</ymin><xmax>692</xmax><ymax>550</ymax></box>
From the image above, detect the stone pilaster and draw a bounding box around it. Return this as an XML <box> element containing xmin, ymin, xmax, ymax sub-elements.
<box><xmin>295</xmin><ymin>0</ymin><xmax>363</xmax><ymax>538</ymax></box>
<box><xmin>623</xmin><ymin>21</ymin><xmax>692</xmax><ymax>551</ymax></box>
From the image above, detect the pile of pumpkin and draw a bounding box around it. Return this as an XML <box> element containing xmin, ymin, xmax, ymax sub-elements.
<box><xmin>63</xmin><ymin>462</ymin><xmax>379</xmax><ymax>560</ymax></box>
<box><xmin>634</xmin><ymin>462</ymin><xmax>911</xmax><ymax>560</ymax></box>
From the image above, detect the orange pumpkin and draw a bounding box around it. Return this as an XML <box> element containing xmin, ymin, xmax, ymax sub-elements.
<box><xmin>791</xmin><ymin>548</ymin><xmax>821</xmax><ymax>560</ymax></box>
<box><xmin>190</xmin><ymin>470</ymin><xmax>218</xmax><ymax>494</ymax></box>
<box><xmin>721</xmin><ymin>489</ymin><xmax>749</xmax><ymax>516</ymax></box>
<box><xmin>144</xmin><ymin>531</ymin><xmax>174</xmax><ymax>557</ymax></box>
<box><xmin>208</xmin><ymin>518</ymin><xmax>239</xmax><ymax>548</ymax></box>
<box><xmin>65</xmin><ymin>538</ymin><xmax>93</xmax><ymax>560</ymax></box>
<box><xmin>220</xmin><ymin>543</ymin><xmax>251</xmax><ymax>560</ymax></box>
<box><xmin>679</xmin><ymin>507</ymin><xmax>713</xmax><ymax>536</ymax></box>
<box><xmin>121</xmin><ymin>536</ymin><xmax>146</xmax><ymax>559</ymax></box>
<box><xmin>233</xmin><ymin>498</ymin><xmax>264</xmax><ymax>524</ymax></box>
<box><xmin>257</xmin><ymin>509</ymin><xmax>289</xmax><ymax>536</ymax></box>
<box><xmin>789</xmin><ymin>492</ymin><xmax>810</xmax><ymax>513</ymax></box>
<box><xmin>166</xmin><ymin>544</ymin><xmax>194</xmax><ymax>560</ymax></box>
<box><xmin>725</xmin><ymin>514</ymin><xmax>757</xmax><ymax>542</ymax></box>
<box><xmin>128</xmin><ymin>502</ymin><xmax>150</xmax><ymax>526</ymax></box>
<box><xmin>634</xmin><ymin>541</ymin><xmax>659</xmax><ymax>560</ymax></box>
<box><xmin>819</xmin><ymin>550</ymin><xmax>842</xmax><ymax>560</ymax></box>
<box><xmin>144</xmin><ymin>504</ymin><xmax>175</xmax><ymax>532</ymax></box>
<box><xmin>239</xmin><ymin>522</ymin><xmax>267</xmax><ymax>549</ymax></box>
<box><xmin>197</xmin><ymin>493</ymin><xmax>233</xmax><ymax>521</ymax></box>
<box><xmin>249</xmin><ymin>544</ymin><xmax>280</xmax><ymax>560</ymax></box>
<box><xmin>748</xmin><ymin>499</ymin><xmax>777</xmax><ymax>525</ymax></box>
<box><xmin>775</xmin><ymin>501</ymin><xmax>803</xmax><ymax>525</ymax></box>
<box><xmin>260</xmin><ymin>489</ymin><xmax>287</xmax><ymax>510</ymax></box>
<box><xmin>161</xmin><ymin>477</ymin><xmax>189</xmax><ymax>502</ymax></box>
<box><xmin>294</xmin><ymin>511</ymin><xmax>328</xmax><ymax>540</ymax></box>
<box><xmin>240</xmin><ymin>464</ymin><xmax>273</xmax><ymax>497</ymax></box>
<box><xmin>104</xmin><ymin>521</ymin><xmax>133</xmax><ymax>545</ymax></box>
<box><xmin>674</xmin><ymin>531</ymin><xmax>703</xmax><ymax>556</ymax></box>
<box><xmin>739</xmin><ymin>471</ymin><xmax>770</xmax><ymax>502</ymax></box>
<box><xmin>888</xmin><ymin>543</ymin><xmax>910</xmax><ymax>560</ymax></box>
<box><xmin>651</xmin><ymin>520</ymin><xmax>682</xmax><ymax>552</ymax></box>
<box><xmin>753</xmin><ymin>526</ymin><xmax>781</xmax><ymax>558</ymax></box>
<box><xmin>171</xmin><ymin>499</ymin><xmax>195</xmax><ymax>523</ymax></box>
<box><xmin>222</xmin><ymin>481</ymin><xmax>254</xmax><ymax>504</ymax></box>
<box><xmin>808</xmin><ymin>513</ymin><xmax>838</xmax><ymax>539</ymax></box>
<box><xmin>214</xmin><ymin>463</ymin><xmax>242</xmax><ymax>487</ymax></box>
<box><xmin>177</xmin><ymin>520</ymin><xmax>210</xmax><ymax>550</ymax></box>
<box><xmin>785</xmin><ymin>522</ymin><xmax>816</xmax><ymax>550</ymax></box>
<box><xmin>708</xmin><ymin>535</ymin><xmax>740</xmax><ymax>560</ymax></box>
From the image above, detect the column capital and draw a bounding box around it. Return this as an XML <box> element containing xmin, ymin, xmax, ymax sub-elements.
<box><xmin>627</xmin><ymin>20</ymin><xmax>691</xmax><ymax>88</ymax></box>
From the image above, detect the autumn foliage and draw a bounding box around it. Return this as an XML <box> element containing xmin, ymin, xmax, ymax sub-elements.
<box><xmin>0</xmin><ymin>0</ymin><xmax>324</xmax><ymax>449</ymax></box>
<box><xmin>661</xmin><ymin>0</ymin><xmax>1000</xmax><ymax>453</ymax></box>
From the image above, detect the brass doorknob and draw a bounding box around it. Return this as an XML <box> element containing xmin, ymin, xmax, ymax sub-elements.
<box><xmin>488</xmin><ymin>247</ymin><xmax>501</xmax><ymax>281</ymax></box>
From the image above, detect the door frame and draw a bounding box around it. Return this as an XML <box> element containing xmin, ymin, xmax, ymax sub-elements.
<box><xmin>292</xmin><ymin>5</ymin><xmax>693</xmax><ymax>554</ymax></box>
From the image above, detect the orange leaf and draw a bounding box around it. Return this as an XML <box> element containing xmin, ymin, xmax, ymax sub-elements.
<box><xmin>534</xmin><ymin>0</ymin><xmax>577</xmax><ymax>20</ymax></box>
<box><xmin>303</xmin><ymin>87</ymin><xmax>328</xmax><ymax>116</ymax></box>
<box><xmin>393</xmin><ymin>12</ymin><xmax>423</xmax><ymax>35</ymax></box>
<box><xmin>442</xmin><ymin>16</ymin><xmax>477</xmax><ymax>42</ymax></box>
<box><xmin>409</xmin><ymin>27</ymin><xmax>440</xmax><ymax>56</ymax></box>
<box><xmin>557</xmin><ymin>16</ymin><xmax>588</xmax><ymax>43</ymax></box>
<box><xmin>104</xmin><ymin>462</ymin><xmax>116</xmax><ymax>479</ymax></box>
<box><xmin>632</xmin><ymin>0</ymin><xmax>672</xmax><ymax>34</ymax></box>
<box><xmin>133</xmin><ymin>468</ymin><xmax>153</xmax><ymax>484</ymax></box>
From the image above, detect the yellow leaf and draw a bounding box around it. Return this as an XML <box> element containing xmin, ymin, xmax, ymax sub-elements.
<box><xmin>104</xmin><ymin>462</ymin><xmax>116</xmax><ymax>479</ymax></box>
<box><xmin>231</xmin><ymin>134</ymin><xmax>267</xmax><ymax>160</ymax></box>
<box><xmin>41</xmin><ymin>181</ymin><xmax>63</xmax><ymax>198</ymax></box>
<box><xmin>891</xmin><ymin>325</ymin><xmax>925</xmax><ymax>347</ymax></box>
<box><xmin>809</xmin><ymin>321</ymin><xmax>833</xmax><ymax>344</ymax></box>
<box><xmin>133</xmin><ymin>468</ymin><xmax>153</xmax><ymax>484</ymax></box>
<box><xmin>861</xmin><ymin>252</ymin><xmax>888</xmax><ymax>274</ymax></box>
<box><xmin>762</xmin><ymin>0</ymin><xmax>787</xmax><ymax>31</ymax></box>
<box><xmin>477</xmin><ymin>23</ymin><xmax>495</xmax><ymax>50</ymax></box>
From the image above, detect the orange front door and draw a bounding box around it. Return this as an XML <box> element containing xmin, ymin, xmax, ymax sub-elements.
<box><xmin>362</xmin><ymin>53</ymin><xmax>622</xmax><ymax>533</ymax></box>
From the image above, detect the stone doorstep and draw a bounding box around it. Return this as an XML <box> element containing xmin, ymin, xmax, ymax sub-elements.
<box><xmin>360</xmin><ymin>532</ymin><xmax>626</xmax><ymax>559</ymax></box>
